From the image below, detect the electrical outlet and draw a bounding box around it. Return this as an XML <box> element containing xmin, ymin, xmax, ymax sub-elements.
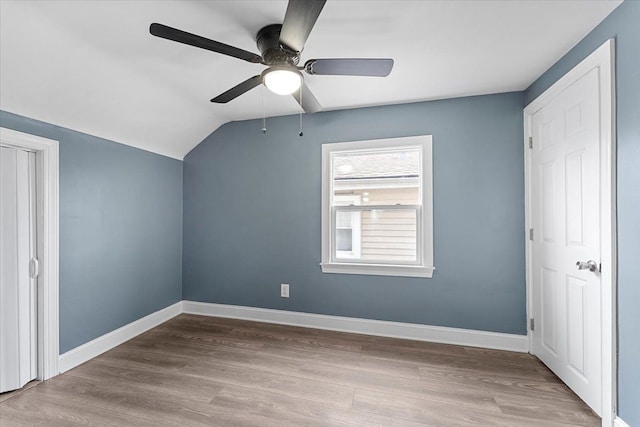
<box><xmin>280</xmin><ymin>283</ymin><xmax>289</xmax><ymax>298</ymax></box>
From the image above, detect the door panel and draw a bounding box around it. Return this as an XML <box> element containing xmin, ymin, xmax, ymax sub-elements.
<box><xmin>531</xmin><ymin>67</ymin><xmax>601</xmax><ymax>414</ymax></box>
<box><xmin>541</xmin><ymin>160</ymin><xmax>556</xmax><ymax>242</ymax></box>
<box><xmin>541</xmin><ymin>267</ymin><xmax>558</xmax><ymax>355</ymax></box>
<box><xmin>566</xmin><ymin>274</ymin><xmax>586</xmax><ymax>376</ymax></box>
<box><xmin>565</xmin><ymin>150</ymin><xmax>585</xmax><ymax>245</ymax></box>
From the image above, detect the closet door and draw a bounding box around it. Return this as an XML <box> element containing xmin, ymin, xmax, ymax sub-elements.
<box><xmin>0</xmin><ymin>146</ymin><xmax>37</xmax><ymax>393</ymax></box>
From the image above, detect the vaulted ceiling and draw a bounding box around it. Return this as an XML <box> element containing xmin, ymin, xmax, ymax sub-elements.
<box><xmin>0</xmin><ymin>1</ymin><xmax>621</xmax><ymax>159</ymax></box>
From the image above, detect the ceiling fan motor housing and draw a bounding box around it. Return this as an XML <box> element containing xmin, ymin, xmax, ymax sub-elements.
<box><xmin>256</xmin><ymin>24</ymin><xmax>300</xmax><ymax>66</ymax></box>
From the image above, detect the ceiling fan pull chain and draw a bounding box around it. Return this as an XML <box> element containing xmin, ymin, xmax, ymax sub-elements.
<box><xmin>299</xmin><ymin>84</ymin><xmax>303</xmax><ymax>137</ymax></box>
<box><xmin>262</xmin><ymin>86</ymin><xmax>267</xmax><ymax>133</ymax></box>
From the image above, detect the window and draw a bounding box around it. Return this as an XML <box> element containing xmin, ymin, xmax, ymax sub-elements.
<box><xmin>321</xmin><ymin>135</ymin><xmax>434</xmax><ymax>278</ymax></box>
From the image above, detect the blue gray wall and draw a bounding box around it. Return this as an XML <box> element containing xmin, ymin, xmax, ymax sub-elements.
<box><xmin>526</xmin><ymin>1</ymin><xmax>640</xmax><ymax>424</ymax></box>
<box><xmin>183</xmin><ymin>92</ymin><xmax>526</xmax><ymax>335</ymax></box>
<box><xmin>0</xmin><ymin>111</ymin><xmax>183</xmax><ymax>353</ymax></box>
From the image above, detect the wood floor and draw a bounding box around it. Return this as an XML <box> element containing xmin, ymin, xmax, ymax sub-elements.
<box><xmin>0</xmin><ymin>314</ymin><xmax>599</xmax><ymax>426</ymax></box>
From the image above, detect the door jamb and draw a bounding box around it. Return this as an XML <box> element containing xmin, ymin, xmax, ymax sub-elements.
<box><xmin>523</xmin><ymin>39</ymin><xmax>616</xmax><ymax>426</ymax></box>
<box><xmin>0</xmin><ymin>127</ymin><xmax>59</xmax><ymax>380</ymax></box>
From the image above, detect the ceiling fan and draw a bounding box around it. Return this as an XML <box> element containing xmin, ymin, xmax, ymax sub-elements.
<box><xmin>150</xmin><ymin>0</ymin><xmax>394</xmax><ymax>114</ymax></box>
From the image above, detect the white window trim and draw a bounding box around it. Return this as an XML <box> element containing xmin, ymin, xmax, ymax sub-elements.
<box><xmin>321</xmin><ymin>135</ymin><xmax>434</xmax><ymax>278</ymax></box>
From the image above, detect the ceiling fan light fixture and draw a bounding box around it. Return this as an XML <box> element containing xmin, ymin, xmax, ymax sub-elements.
<box><xmin>262</xmin><ymin>67</ymin><xmax>302</xmax><ymax>95</ymax></box>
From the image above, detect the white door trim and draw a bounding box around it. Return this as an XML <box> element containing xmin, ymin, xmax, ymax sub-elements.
<box><xmin>0</xmin><ymin>127</ymin><xmax>59</xmax><ymax>380</ymax></box>
<box><xmin>524</xmin><ymin>39</ymin><xmax>616</xmax><ymax>426</ymax></box>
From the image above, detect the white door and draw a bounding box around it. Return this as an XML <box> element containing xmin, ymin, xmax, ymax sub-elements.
<box><xmin>0</xmin><ymin>145</ymin><xmax>38</xmax><ymax>393</ymax></box>
<box><xmin>530</xmin><ymin>67</ymin><xmax>602</xmax><ymax>414</ymax></box>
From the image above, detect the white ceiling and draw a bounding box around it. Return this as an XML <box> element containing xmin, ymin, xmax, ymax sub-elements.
<box><xmin>0</xmin><ymin>0</ymin><xmax>621</xmax><ymax>160</ymax></box>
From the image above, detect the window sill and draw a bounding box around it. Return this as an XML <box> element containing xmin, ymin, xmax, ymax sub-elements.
<box><xmin>320</xmin><ymin>263</ymin><xmax>435</xmax><ymax>278</ymax></box>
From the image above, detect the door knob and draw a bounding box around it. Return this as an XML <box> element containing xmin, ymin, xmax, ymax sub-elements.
<box><xmin>576</xmin><ymin>260</ymin><xmax>598</xmax><ymax>272</ymax></box>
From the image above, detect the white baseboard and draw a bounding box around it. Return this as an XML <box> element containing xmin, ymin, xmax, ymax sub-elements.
<box><xmin>182</xmin><ymin>301</ymin><xmax>529</xmax><ymax>353</ymax></box>
<box><xmin>58</xmin><ymin>302</ymin><xmax>182</xmax><ymax>373</ymax></box>
<box><xmin>57</xmin><ymin>300</ymin><xmax>529</xmax><ymax>375</ymax></box>
<box><xmin>614</xmin><ymin>417</ymin><xmax>630</xmax><ymax>427</ymax></box>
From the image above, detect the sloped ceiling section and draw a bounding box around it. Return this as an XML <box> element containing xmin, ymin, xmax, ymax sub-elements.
<box><xmin>0</xmin><ymin>0</ymin><xmax>621</xmax><ymax>159</ymax></box>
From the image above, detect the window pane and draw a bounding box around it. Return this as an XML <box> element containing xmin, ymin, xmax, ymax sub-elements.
<box><xmin>335</xmin><ymin>210</ymin><xmax>352</xmax><ymax>228</ymax></box>
<box><xmin>360</xmin><ymin>208</ymin><xmax>417</xmax><ymax>263</ymax></box>
<box><xmin>333</xmin><ymin>149</ymin><xmax>420</xmax><ymax>205</ymax></box>
<box><xmin>335</xmin><ymin>229</ymin><xmax>353</xmax><ymax>251</ymax></box>
<box><xmin>335</xmin><ymin>210</ymin><xmax>360</xmax><ymax>258</ymax></box>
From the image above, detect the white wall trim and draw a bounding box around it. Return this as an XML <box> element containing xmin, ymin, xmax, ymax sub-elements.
<box><xmin>0</xmin><ymin>127</ymin><xmax>59</xmax><ymax>381</ymax></box>
<box><xmin>319</xmin><ymin>263</ymin><xmax>435</xmax><ymax>278</ymax></box>
<box><xmin>613</xmin><ymin>417</ymin><xmax>630</xmax><ymax>427</ymax></box>
<box><xmin>58</xmin><ymin>302</ymin><xmax>182</xmax><ymax>373</ymax></box>
<box><xmin>523</xmin><ymin>39</ymin><xmax>616</xmax><ymax>427</ymax></box>
<box><xmin>182</xmin><ymin>301</ymin><xmax>529</xmax><ymax>353</ymax></box>
<box><xmin>56</xmin><ymin>299</ymin><xmax>528</xmax><ymax>377</ymax></box>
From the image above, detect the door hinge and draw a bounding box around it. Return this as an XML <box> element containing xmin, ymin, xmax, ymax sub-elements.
<box><xmin>529</xmin><ymin>228</ymin><xmax>534</xmax><ymax>241</ymax></box>
<box><xmin>530</xmin><ymin>318</ymin><xmax>535</xmax><ymax>331</ymax></box>
<box><xmin>528</xmin><ymin>137</ymin><xmax>533</xmax><ymax>149</ymax></box>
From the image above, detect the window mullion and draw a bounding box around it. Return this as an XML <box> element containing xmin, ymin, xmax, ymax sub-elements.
<box><xmin>333</xmin><ymin>204</ymin><xmax>420</xmax><ymax>212</ymax></box>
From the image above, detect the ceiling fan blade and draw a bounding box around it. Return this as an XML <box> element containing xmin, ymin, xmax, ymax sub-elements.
<box><xmin>305</xmin><ymin>58</ymin><xmax>394</xmax><ymax>77</ymax></box>
<box><xmin>150</xmin><ymin>23</ymin><xmax>263</xmax><ymax>64</ymax></box>
<box><xmin>279</xmin><ymin>0</ymin><xmax>326</xmax><ymax>53</ymax></box>
<box><xmin>292</xmin><ymin>81</ymin><xmax>322</xmax><ymax>114</ymax></box>
<box><xmin>211</xmin><ymin>75</ymin><xmax>262</xmax><ymax>103</ymax></box>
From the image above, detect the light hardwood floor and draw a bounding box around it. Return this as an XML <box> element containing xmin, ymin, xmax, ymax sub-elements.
<box><xmin>0</xmin><ymin>314</ymin><xmax>599</xmax><ymax>426</ymax></box>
